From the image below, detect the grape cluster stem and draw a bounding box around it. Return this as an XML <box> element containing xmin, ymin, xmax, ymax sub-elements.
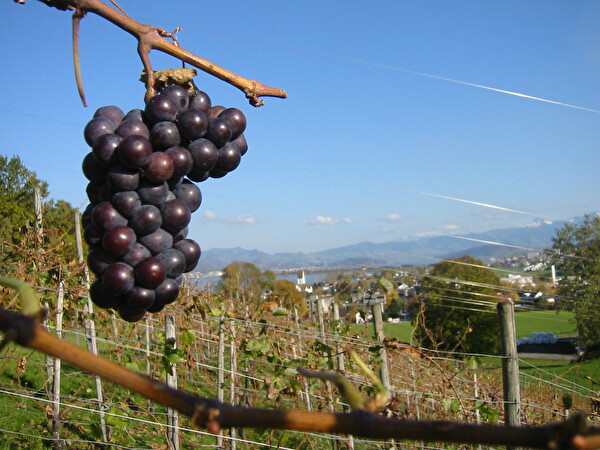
<box><xmin>24</xmin><ymin>0</ymin><xmax>288</xmax><ymax>106</ymax></box>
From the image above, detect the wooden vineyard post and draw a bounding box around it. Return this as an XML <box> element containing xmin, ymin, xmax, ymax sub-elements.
<box><xmin>144</xmin><ymin>316</ymin><xmax>151</xmax><ymax>376</ymax></box>
<box><xmin>332</xmin><ymin>301</ymin><xmax>346</xmax><ymax>372</ymax></box>
<box><xmin>371</xmin><ymin>301</ymin><xmax>391</xmax><ymax>389</ymax></box>
<box><xmin>216</xmin><ymin>318</ymin><xmax>226</xmax><ymax>448</ymax></box>
<box><xmin>74</xmin><ymin>211</ymin><xmax>108</xmax><ymax>443</ymax></box>
<box><xmin>316</xmin><ymin>298</ymin><xmax>340</xmax><ymax>450</ymax></box>
<box><xmin>165</xmin><ymin>315</ymin><xmax>180</xmax><ymax>450</ymax></box>
<box><xmin>51</xmin><ymin>282</ymin><xmax>65</xmax><ymax>448</ymax></box>
<box><xmin>229</xmin><ymin>320</ymin><xmax>238</xmax><ymax>450</ymax></box>
<box><xmin>497</xmin><ymin>299</ymin><xmax>521</xmax><ymax>429</ymax></box>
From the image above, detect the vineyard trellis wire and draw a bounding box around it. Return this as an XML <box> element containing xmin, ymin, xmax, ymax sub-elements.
<box><xmin>1</xmin><ymin>276</ymin><xmax>599</xmax><ymax>449</ymax></box>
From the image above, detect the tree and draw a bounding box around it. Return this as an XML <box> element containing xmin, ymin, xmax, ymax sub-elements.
<box><xmin>413</xmin><ymin>255</ymin><xmax>500</xmax><ymax>354</ymax></box>
<box><xmin>261</xmin><ymin>269</ymin><xmax>277</xmax><ymax>291</ymax></box>
<box><xmin>0</xmin><ymin>155</ymin><xmax>49</xmax><ymax>244</ymax></box>
<box><xmin>550</xmin><ymin>214</ymin><xmax>600</xmax><ymax>350</ymax></box>
<box><xmin>0</xmin><ymin>155</ymin><xmax>79</xmax><ymax>261</ymax></box>
<box><xmin>270</xmin><ymin>279</ymin><xmax>307</xmax><ymax>314</ymax></box>
<box><xmin>218</xmin><ymin>261</ymin><xmax>263</xmax><ymax>304</ymax></box>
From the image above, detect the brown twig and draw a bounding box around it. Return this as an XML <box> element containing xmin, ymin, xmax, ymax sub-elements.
<box><xmin>30</xmin><ymin>0</ymin><xmax>287</xmax><ymax>105</ymax></box>
<box><xmin>72</xmin><ymin>8</ymin><xmax>87</xmax><ymax>106</ymax></box>
<box><xmin>1</xmin><ymin>306</ymin><xmax>599</xmax><ymax>449</ymax></box>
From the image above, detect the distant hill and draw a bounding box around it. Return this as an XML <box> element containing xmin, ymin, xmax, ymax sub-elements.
<box><xmin>196</xmin><ymin>217</ymin><xmax>572</xmax><ymax>273</ymax></box>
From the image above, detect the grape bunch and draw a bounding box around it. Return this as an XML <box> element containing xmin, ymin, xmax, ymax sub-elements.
<box><xmin>81</xmin><ymin>85</ymin><xmax>248</xmax><ymax>322</ymax></box>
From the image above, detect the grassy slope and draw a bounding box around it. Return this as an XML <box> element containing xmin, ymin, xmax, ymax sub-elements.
<box><xmin>351</xmin><ymin>309</ymin><xmax>577</xmax><ymax>343</ymax></box>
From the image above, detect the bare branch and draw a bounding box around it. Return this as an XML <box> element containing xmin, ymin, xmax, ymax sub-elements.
<box><xmin>31</xmin><ymin>0</ymin><xmax>287</xmax><ymax>105</ymax></box>
<box><xmin>72</xmin><ymin>8</ymin><xmax>87</xmax><ymax>106</ymax></box>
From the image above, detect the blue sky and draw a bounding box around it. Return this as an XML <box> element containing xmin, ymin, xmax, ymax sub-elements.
<box><xmin>1</xmin><ymin>1</ymin><xmax>599</xmax><ymax>254</ymax></box>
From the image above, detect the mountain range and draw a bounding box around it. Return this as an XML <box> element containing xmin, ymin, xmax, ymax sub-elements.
<box><xmin>195</xmin><ymin>218</ymin><xmax>569</xmax><ymax>273</ymax></box>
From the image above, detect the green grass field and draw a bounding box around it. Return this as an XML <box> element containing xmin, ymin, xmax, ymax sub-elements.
<box><xmin>351</xmin><ymin>309</ymin><xmax>577</xmax><ymax>344</ymax></box>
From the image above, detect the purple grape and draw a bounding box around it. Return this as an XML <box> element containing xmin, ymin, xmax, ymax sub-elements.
<box><xmin>173</xmin><ymin>226</ymin><xmax>188</xmax><ymax>243</ymax></box>
<box><xmin>117</xmin><ymin>135</ymin><xmax>153</xmax><ymax>169</ymax></box>
<box><xmin>98</xmin><ymin>184</ymin><xmax>115</xmax><ymax>202</ymax></box>
<box><xmin>165</xmin><ymin>146</ymin><xmax>193</xmax><ymax>177</ymax></box>
<box><xmin>145</xmin><ymin>95</ymin><xmax>178</xmax><ymax>124</ymax></box>
<box><xmin>147</xmin><ymin>302</ymin><xmax>165</xmax><ymax>313</ymax></box>
<box><xmin>123</xmin><ymin>109</ymin><xmax>144</xmax><ymax>122</ymax></box>
<box><xmin>137</xmin><ymin>181</ymin><xmax>169</xmax><ymax>206</ymax></box>
<box><xmin>231</xmin><ymin>133</ymin><xmax>248</xmax><ymax>156</ymax></box>
<box><xmin>91</xmin><ymin>201</ymin><xmax>127</xmax><ymax>231</ymax></box>
<box><xmin>165</xmin><ymin>190</ymin><xmax>177</xmax><ymax>202</ymax></box>
<box><xmin>178</xmin><ymin>108</ymin><xmax>208</xmax><ymax>141</ymax></box>
<box><xmin>81</xmin><ymin>203</ymin><xmax>93</xmax><ymax>227</ymax></box>
<box><xmin>209</xmin><ymin>168</ymin><xmax>228</xmax><ymax>179</ymax></box>
<box><xmin>215</xmin><ymin>142</ymin><xmax>241</xmax><ymax>173</ymax></box>
<box><xmin>111</xmin><ymin>190</ymin><xmax>141</xmax><ymax>218</ymax></box>
<box><xmin>117</xmin><ymin>303</ymin><xmax>147</xmax><ymax>322</ymax></box>
<box><xmin>106</xmin><ymin>164</ymin><xmax>140</xmax><ymax>191</ymax></box>
<box><xmin>173</xmin><ymin>238</ymin><xmax>201</xmax><ymax>272</ymax></box>
<box><xmin>139</xmin><ymin>228</ymin><xmax>173</xmax><ymax>254</ymax></box>
<box><xmin>129</xmin><ymin>204</ymin><xmax>162</xmax><ymax>236</ymax></box>
<box><xmin>93</xmin><ymin>105</ymin><xmax>124</xmax><ymax>128</ymax></box>
<box><xmin>83</xmin><ymin>224</ymin><xmax>102</xmax><ymax>246</ymax></box>
<box><xmin>82</xmin><ymin>152</ymin><xmax>108</xmax><ymax>185</ymax></box>
<box><xmin>142</xmin><ymin>152</ymin><xmax>174</xmax><ymax>183</ymax></box>
<box><xmin>205</xmin><ymin>118</ymin><xmax>232</xmax><ymax>148</ymax></box>
<box><xmin>188</xmin><ymin>138</ymin><xmax>218</xmax><ymax>172</ymax></box>
<box><xmin>150</xmin><ymin>121</ymin><xmax>181</xmax><ymax>151</ymax></box>
<box><xmin>160</xmin><ymin>199</ymin><xmax>191</xmax><ymax>233</ymax></box>
<box><xmin>92</xmin><ymin>133</ymin><xmax>122</xmax><ymax>167</ymax></box>
<box><xmin>160</xmin><ymin>85</ymin><xmax>189</xmax><ymax>113</ymax></box>
<box><xmin>84</xmin><ymin>117</ymin><xmax>116</xmax><ymax>147</ymax></box>
<box><xmin>87</xmin><ymin>247</ymin><xmax>117</xmax><ymax>276</ymax></box>
<box><xmin>189</xmin><ymin>90</ymin><xmax>211</xmax><ymax>113</ymax></box>
<box><xmin>86</xmin><ymin>182</ymin><xmax>100</xmax><ymax>204</ymax></box>
<box><xmin>156</xmin><ymin>248</ymin><xmax>186</xmax><ymax>279</ymax></box>
<box><xmin>116</xmin><ymin>119</ymin><xmax>150</xmax><ymax>139</ymax></box>
<box><xmin>134</xmin><ymin>256</ymin><xmax>166</xmax><ymax>288</ymax></box>
<box><xmin>173</xmin><ymin>181</ymin><xmax>201</xmax><ymax>212</ymax></box>
<box><xmin>186</xmin><ymin>168</ymin><xmax>210</xmax><ymax>182</ymax></box>
<box><xmin>102</xmin><ymin>225</ymin><xmax>136</xmax><ymax>257</ymax></box>
<box><xmin>218</xmin><ymin>108</ymin><xmax>246</xmax><ymax>140</ymax></box>
<box><xmin>90</xmin><ymin>279</ymin><xmax>122</xmax><ymax>309</ymax></box>
<box><xmin>101</xmin><ymin>261</ymin><xmax>134</xmax><ymax>296</ymax></box>
<box><xmin>207</xmin><ymin>105</ymin><xmax>226</xmax><ymax>120</ymax></box>
<box><xmin>167</xmin><ymin>175</ymin><xmax>184</xmax><ymax>190</ymax></box>
<box><xmin>155</xmin><ymin>278</ymin><xmax>180</xmax><ymax>305</ymax></box>
<box><xmin>124</xmin><ymin>286</ymin><xmax>156</xmax><ymax>309</ymax></box>
<box><xmin>121</xmin><ymin>242</ymin><xmax>152</xmax><ymax>267</ymax></box>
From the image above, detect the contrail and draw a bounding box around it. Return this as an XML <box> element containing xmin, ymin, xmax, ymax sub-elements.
<box><xmin>355</xmin><ymin>62</ymin><xmax>600</xmax><ymax>114</ymax></box>
<box><xmin>399</xmin><ymin>187</ymin><xmax>549</xmax><ymax>218</ymax></box>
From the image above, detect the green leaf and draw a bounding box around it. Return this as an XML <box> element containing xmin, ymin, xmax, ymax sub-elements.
<box><xmin>124</xmin><ymin>359</ymin><xmax>140</xmax><ymax>372</ymax></box>
<box><xmin>105</xmin><ymin>408</ymin><xmax>127</xmax><ymax>427</ymax></box>
<box><xmin>271</xmin><ymin>307</ymin><xmax>289</xmax><ymax>316</ymax></box>
<box><xmin>181</xmin><ymin>329</ymin><xmax>195</xmax><ymax>346</ymax></box>
<box><xmin>465</xmin><ymin>356</ymin><xmax>480</xmax><ymax>371</ymax></box>
<box><xmin>167</xmin><ymin>353</ymin><xmax>183</xmax><ymax>364</ymax></box>
<box><xmin>210</xmin><ymin>307</ymin><xmax>223</xmax><ymax>317</ymax></box>
<box><xmin>378</xmin><ymin>277</ymin><xmax>394</xmax><ymax>293</ymax></box>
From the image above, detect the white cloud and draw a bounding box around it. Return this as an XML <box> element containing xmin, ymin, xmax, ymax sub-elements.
<box><xmin>382</xmin><ymin>213</ymin><xmax>404</xmax><ymax>222</ymax></box>
<box><xmin>441</xmin><ymin>223</ymin><xmax>460</xmax><ymax>231</ymax></box>
<box><xmin>202</xmin><ymin>210</ymin><xmax>256</xmax><ymax>224</ymax></box>
<box><xmin>304</xmin><ymin>216</ymin><xmax>351</xmax><ymax>227</ymax></box>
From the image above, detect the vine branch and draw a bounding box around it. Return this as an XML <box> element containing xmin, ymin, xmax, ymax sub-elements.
<box><xmin>19</xmin><ymin>0</ymin><xmax>287</xmax><ymax>106</ymax></box>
